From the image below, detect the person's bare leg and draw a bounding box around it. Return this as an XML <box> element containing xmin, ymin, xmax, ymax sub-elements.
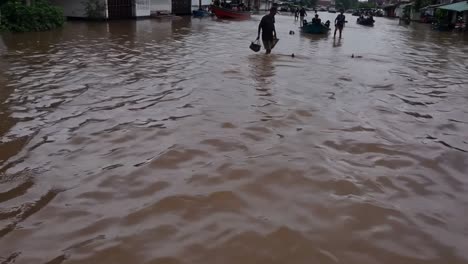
<box><xmin>339</xmin><ymin>28</ymin><xmax>343</xmax><ymax>38</ymax></box>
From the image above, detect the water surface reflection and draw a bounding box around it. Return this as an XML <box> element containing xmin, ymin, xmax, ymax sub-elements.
<box><xmin>0</xmin><ymin>14</ymin><xmax>468</xmax><ymax>264</ymax></box>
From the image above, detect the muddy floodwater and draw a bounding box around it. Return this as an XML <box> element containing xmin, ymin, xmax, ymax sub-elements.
<box><xmin>1</xmin><ymin>13</ymin><xmax>468</xmax><ymax>264</ymax></box>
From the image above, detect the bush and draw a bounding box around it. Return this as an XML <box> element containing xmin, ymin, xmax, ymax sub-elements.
<box><xmin>0</xmin><ymin>0</ymin><xmax>65</xmax><ymax>32</ymax></box>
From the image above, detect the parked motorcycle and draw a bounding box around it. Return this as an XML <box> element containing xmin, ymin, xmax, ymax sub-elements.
<box><xmin>454</xmin><ymin>17</ymin><xmax>466</xmax><ymax>32</ymax></box>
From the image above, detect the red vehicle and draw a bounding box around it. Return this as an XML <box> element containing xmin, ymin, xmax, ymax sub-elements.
<box><xmin>211</xmin><ymin>5</ymin><xmax>251</xmax><ymax>19</ymax></box>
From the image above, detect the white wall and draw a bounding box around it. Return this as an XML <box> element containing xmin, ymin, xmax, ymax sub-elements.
<box><xmin>50</xmin><ymin>0</ymin><xmax>108</xmax><ymax>18</ymax></box>
<box><xmin>135</xmin><ymin>0</ymin><xmax>151</xmax><ymax>16</ymax></box>
<box><xmin>260</xmin><ymin>1</ymin><xmax>272</xmax><ymax>11</ymax></box>
<box><xmin>395</xmin><ymin>5</ymin><xmax>402</xmax><ymax>17</ymax></box>
<box><xmin>192</xmin><ymin>0</ymin><xmax>211</xmax><ymax>7</ymax></box>
<box><xmin>151</xmin><ymin>0</ymin><xmax>172</xmax><ymax>12</ymax></box>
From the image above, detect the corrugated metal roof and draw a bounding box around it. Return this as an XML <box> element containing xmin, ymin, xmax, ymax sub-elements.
<box><xmin>438</xmin><ymin>1</ymin><xmax>468</xmax><ymax>12</ymax></box>
<box><xmin>422</xmin><ymin>3</ymin><xmax>446</xmax><ymax>9</ymax></box>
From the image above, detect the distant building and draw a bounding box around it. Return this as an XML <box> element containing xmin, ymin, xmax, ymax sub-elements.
<box><xmin>382</xmin><ymin>0</ymin><xmax>409</xmax><ymax>17</ymax></box>
<box><xmin>252</xmin><ymin>0</ymin><xmax>270</xmax><ymax>11</ymax></box>
<box><xmin>368</xmin><ymin>0</ymin><xmax>385</xmax><ymax>7</ymax></box>
<box><xmin>51</xmin><ymin>0</ymin><xmax>152</xmax><ymax>18</ymax></box>
<box><xmin>191</xmin><ymin>0</ymin><xmax>212</xmax><ymax>9</ymax></box>
<box><xmin>50</xmin><ymin>0</ymin><xmax>194</xmax><ymax>18</ymax></box>
<box><xmin>317</xmin><ymin>0</ymin><xmax>332</xmax><ymax>7</ymax></box>
<box><xmin>152</xmin><ymin>0</ymin><xmax>172</xmax><ymax>14</ymax></box>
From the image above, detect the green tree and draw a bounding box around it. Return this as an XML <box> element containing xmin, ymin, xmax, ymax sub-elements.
<box><xmin>0</xmin><ymin>0</ymin><xmax>64</xmax><ymax>32</ymax></box>
<box><xmin>357</xmin><ymin>1</ymin><xmax>374</xmax><ymax>9</ymax></box>
<box><xmin>414</xmin><ymin>0</ymin><xmax>436</xmax><ymax>10</ymax></box>
<box><xmin>300</xmin><ymin>0</ymin><xmax>318</xmax><ymax>8</ymax></box>
<box><xmin>336</xmin><ymin>0</ymin><xmax>358</xmax><ymax>10</ymax></box>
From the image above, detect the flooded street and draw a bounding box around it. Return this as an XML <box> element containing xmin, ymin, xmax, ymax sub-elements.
<box><xmin>1</xmin><ymin>13</ymin><xmax>468</xmax><ymax>263</ymax></box>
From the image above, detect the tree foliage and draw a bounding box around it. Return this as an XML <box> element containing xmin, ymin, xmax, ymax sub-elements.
<box><xmin>335</xmin><ymin>0</ymin><xmax>358</xmax><ymax>10</ymax></box>
<box><xmin>414</xmin><ymin>0</ymin><xmax>436</xmax><ymax>10</ymax></box>
<box><xmin>299</xmin><ymin>0</ymin><xmax>318</xmax><ymax>8</ymax></box>
<box><xmin>357</xmin><ymin>1</ymin><xmax>375</xmax><ymax>9</ymax></box>
<box><xmin>0</xmin><ymin>0</ymin><xmax>64</xmax><ymax>32</ymax></box>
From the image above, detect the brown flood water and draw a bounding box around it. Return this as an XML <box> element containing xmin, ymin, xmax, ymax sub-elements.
<box><xmin>1</xmin><ymin>13</ymin><xmax>468</xmax><ymax>264</ymax></box>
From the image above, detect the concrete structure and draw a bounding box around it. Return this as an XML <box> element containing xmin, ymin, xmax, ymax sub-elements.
<box><xmin>191</xmin><ymin>0</ymin><xmax>212</xmax><ymax>9</ymax></box>
<box><xmin>253</xmin><ymin>0</ymin><xmax>273</xmax><ymax>11</ymax></box>
<box><xmin>152</xmin><ymin>0</ymin><xmax>172</xmax><ymax>14</ymax></box>
<box><xmin>51</xmin><ymin>0</ymin><xmax>152</xmax><ymax>19</ymax></box>
<box><xmin>317</xmin><ymin>0</ymin><xmax>332</xmax><ymax>7</ymax></box>
<box><xmin>394</xmin><ymin>4</ymin><xmax>404</xmax><ymax>17</ymax></box>
<box><xmin>50</xmin><ymin>0</ymin><xmax>92</xmax><ymax>18</ymax></box>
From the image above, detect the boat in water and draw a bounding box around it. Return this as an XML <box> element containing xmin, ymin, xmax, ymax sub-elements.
<box><xmin>301</xmin><ymin>22</ymin><xmax>330</xmax><ymax>34</ymax></box>
<box><xmin>357</xmin><ymin>17</ymin><xmax>375</xmax><ymax>26</ymax></box>
<box><xmin>193</xmin><ymin>9</ymin><xmax>211</xmax><ymax>17</ymax></box>
<box><xmin>211</xmin><ymin>5</ymin><xmax>251</xmax><ymax>19</ymax></box>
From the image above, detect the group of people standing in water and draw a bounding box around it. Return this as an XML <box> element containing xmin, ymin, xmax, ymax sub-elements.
<box><xmin>257</xmin><ymin>7</ymin><xmax>347</xmax><ymax>54</ymax></box>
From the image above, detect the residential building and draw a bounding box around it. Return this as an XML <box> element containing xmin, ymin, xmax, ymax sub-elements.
<box><xmin>50</xmin><ymin>0</ymin><xmax>195</xmax><ymax>18</ymax></box>
<box><xmin>253</xmin><ymin>0</ymin><xmax>274</xmax><ymax>11</ymax></box>
<box><xmin>317</xmin><ymin>0</ymin><xmax>333</xmax><ymax>7</ymax></box>
<box><xmin>152</xmin><ymin>0</ymin><xmax>172</xmax><ymax>14</ymax></box>
<box><xmin>51</xmin><ymin>0</ymin><xmax>152</xmax><ymax>18</ymax></box>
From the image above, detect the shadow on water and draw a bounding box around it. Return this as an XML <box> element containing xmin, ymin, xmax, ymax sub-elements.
<box><xmin>248</xmin><ymin>54</ymin><xmax>276</xmax><ymax>89</ymax></box>
<box><xmin>332</xmin><ymin>37</ymin><xmax>342</xmax><ymax>47</ymax></box>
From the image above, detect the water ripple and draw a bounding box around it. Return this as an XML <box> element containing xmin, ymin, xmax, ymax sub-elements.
<box><xmin>0</xmin><ymin>15</ymin><xmax>468</xmax><ymax>264</ymax></box>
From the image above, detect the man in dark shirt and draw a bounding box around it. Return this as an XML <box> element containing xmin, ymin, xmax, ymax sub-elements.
<box><xmin>299</xmin><ymin>7</ymin><xmax>307</xmax><ymax>27</ymax></box>
<box><xmin>257</xmin><ymin>7</ymin><xmax>277</xmax><ymax>54</ymax></box>
<box><xmin>334</xmin><ymin>10</ymin><xmax>346</xmax><ymax>38</ymax></box>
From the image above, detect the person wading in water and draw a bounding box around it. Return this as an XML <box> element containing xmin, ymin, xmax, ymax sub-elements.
<box><xmin>299</xmin><ymin>7</ymin><xmax>307</xmax><ymax>27</ymax></box>
<box><xmin>334</xmin><ymin>10</ymin><xmax>346</xmax><ymax>38</ymax></box>
<box><xmin>257</xmin><ymin>7</ymin><xmax>278</xmax><ymax>54</ymax></box>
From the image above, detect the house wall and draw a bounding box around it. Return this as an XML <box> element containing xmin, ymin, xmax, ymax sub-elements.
<box><xmin>259</xmin><ymin>1</ymin><xmax>272</xmax><ymax>11</ymax></box>
<box><xmin>51</xmin><ymin>0</ymin><xmax>108</xmax><ymax>18</ymax></box>
<box><xmin>317</xmin><ymin>0</ymin><xmax>331</xmax><ymax>6</ymax></box>
<box><xmin>191</xmin><ymin>0</ymin><xmax>211</xmax><ymax>9</ymax></box>
<box><xmin>151</xmin><ymin>0</ymin><xmax>172</xmax><ymax>13</ymax></box>
<box><xmin>384</xmin><ymin>6</ymin><xmax>396</xmax><ymax>17</ymax></box>
<box><xmin>135</xmin><ymin>0</ymin><xmax>151</xmax><ymax>16</ymax></box>
<box><xmin>394</xmin><ymin>6</ymin><xmax>402</xmax><ymax>17</ymax></box>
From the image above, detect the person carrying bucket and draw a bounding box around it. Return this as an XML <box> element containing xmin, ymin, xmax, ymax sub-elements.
<box><xmin>257</xmin><ymin>7</ymin><xmax>278</xmax><ymax>54</ymax></box>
